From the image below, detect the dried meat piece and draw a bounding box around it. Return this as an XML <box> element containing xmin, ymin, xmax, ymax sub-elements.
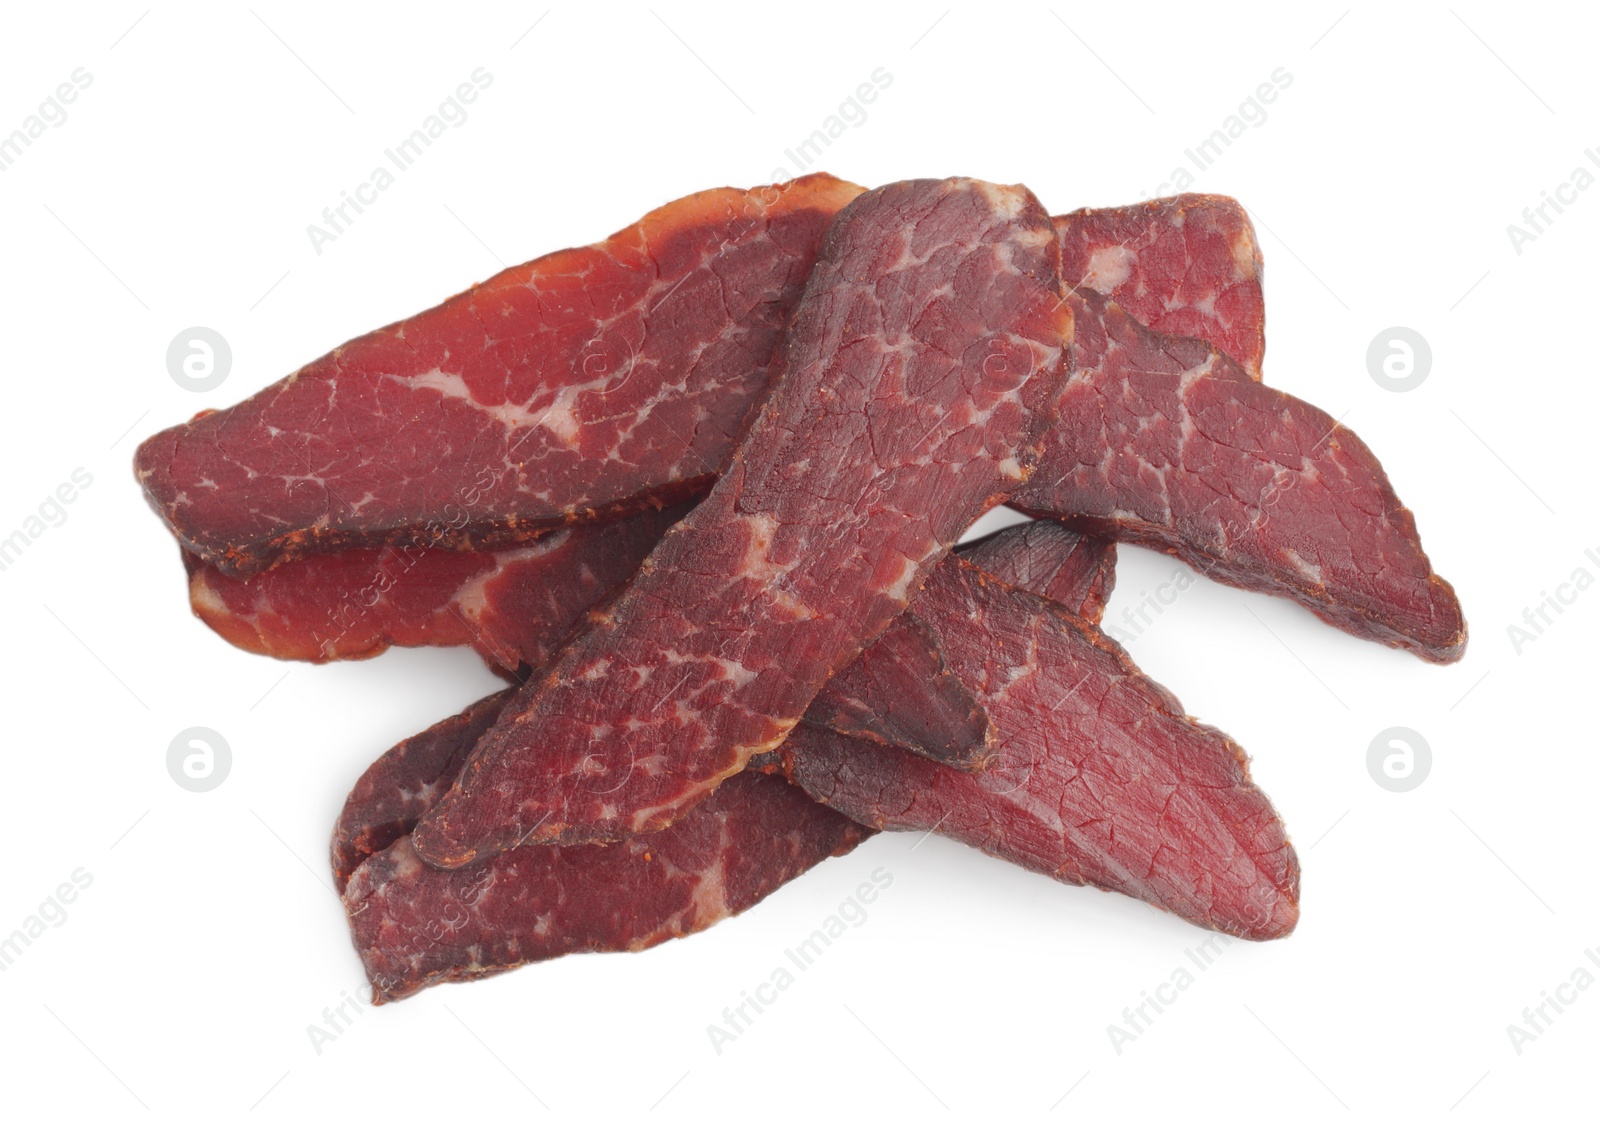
<box><xmin>134</xmin><ymin>188</ymin><xmax>1239</xmax><ymax>580</ymax></box>
<box><xmin>1012</xmin><ymin>293</ymin><xmax>1466</xmax><ymax>662</ymax></box>
<box><xmin>136</xmin><ymin>174</ymin><xmax>866</xmax><ymax>575</ymax></box>
<box><xmin>331</xmin><ymin>520</ymin><xmax>1119</xmax><ymax>889</ymax></box>
<box><xmin>955</xmin><ymin>519</ymin><xmax>1116</xmax><ymax>624</ymax></box>
<box><xmin>759</xmin><ymin>557</ymin><xmax>1300</xmax><ymax>940</ymax></box>
<box><xmin>804</xmin><ymin>612</ymin><xmax>996</xmax><ymax>770</ymax></box>
<box><xmin>332</xmin><ymin>523</ymin><xmax>1118</xmax><ymax>997</ymax></box>
<box><xmin>344</xmin><ymin>767</ymin><xmax>870</xmax><ymax>1002</ymax></box>
<box><xmin>413</xmin><ymin>178</ymin><xmax>1074</xmax><ymax>863</ymax></box>
<box><xmin>188</xmin><ymin>506</ymin><xmax>685</xmax><ymax>669</ymax></box>
<box><xmin>190</xmin><ymin>498</ymin><xmax>996</xmax><ymax>770</ymax></box>
<box><xmin>333</xmin><ymin>691</ymin><xmax>511</xmax><ymax>892</ymax></box>
<box><xmin>1057</xmin><ymin>194</ymin><xmax>1266</xmax><ymax>378</ymax></box>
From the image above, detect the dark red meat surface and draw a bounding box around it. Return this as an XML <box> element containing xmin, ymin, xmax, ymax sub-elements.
<box><xmin>956</xmin><ymin>518</ymin><xmax>1116</xmax><ymax>624</ymax></box>
<box><xmin>412</xmin><ymin>178</ymin><xmax>1073</xmax><ymax>863</ymax></box>
<box><xmin>1056</xmin><ymin>194</ymin><xmax>1266</xmax><ymax>379</ymax></box>
<box><xmin>1013</xmin><ymin>293</ymin><xmax>1465</xmax><ymax>662</ymax></box>
<box><xmin>142</xmin><ymin>180</ymin><xmax>1456</xmax><ymax>661</ymax></box>
<box><xmin>343</xmin><ymin>760</ymin><xmax>869</xmax><ymax>1002</ymax></box>
<box><xmin>187</xmin><ymin>506</ymin><xmax>685</xmax><ymax>669</ymax></box>
<box><xmin>136</xmin><ymin>175</ymin><xmax>866</xmax><ymax>575</ymax></box>
<box><xmin>333</xmin><ymin>690</ymin><xmax>511</xmax><ymax>892</ymax></box>
<box><xmin>759</xmin><ymin>557</ymin><xmax>1300</xmax><ymax>940</ymax></box>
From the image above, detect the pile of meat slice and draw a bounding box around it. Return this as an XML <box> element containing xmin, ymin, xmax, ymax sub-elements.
<box><xmin>137</xmin><ymin>175</ymin><xmax>1465</xmax><ymax>1003</ymax></box>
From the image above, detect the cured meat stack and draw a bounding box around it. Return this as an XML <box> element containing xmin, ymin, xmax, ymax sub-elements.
<box><xmin>136</xmin><ymin>175</ymin><xmax>1464</xmax><ymax>1002</ymax></box>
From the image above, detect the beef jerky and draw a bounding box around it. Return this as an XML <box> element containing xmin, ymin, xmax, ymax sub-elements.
<box><xmin>804</xmin><ymin>612</ymin><xmax>995</xmax><ymax>770</ymax></box>
<box><xmin>813</xmin><ymin>521</ymin><xmax>1118</xmax><ymax>766</ymax></box>
<box><xmin>187</xmin><ymin>506</ymin><xmax>685</xmax><ymax>669</ymax></box>
<box><xmin>955</xmin><ymin>519</ymin><xmax>1115</xmax><ymax>624</ymax></box>
<box><xmin>1012</xmin><ymin>292</ymin><xmax>1466</xmax><ymax>662</ymax></box>
<box><xmin>190</xmin><ymin>495</ymin><xmax>996</xmax><ymax>769</ymax></box>
<box><xmin>1057</xmin><ymin>193</ymin><xmax>1266</xmax><ymax>379</ymax></box>
<box><xmin>344</xmin><ymin>766</ymin><xmax>870</xmax><ymax>1002</ymax></box>
<box><xmin>141</xmin><ymin>173</ymin><xmax>1456</xmax><ymax>660</ymax></box>
<box><xmin>331</xmin><ymin>525</ymin><xmax>1116</xmax><ymax>996</ymax></box>
<box><xmin>333</xmin><ymin>690</ymin><xmax>512</xmax><ymax>892</ymax></box>
<box><xmin>158</xmin><ymin>296</ymin><xmax>1451</xmax><ymax>663</ymax></box>
<box><xmin>134</xmin><ymin>187</ymin><xmax>1230</xmax><ymax>578</ymax></box>
<box><xmin>135</xmin><ymin>174</ymin><xmax>866</xmax><ymax>575</ymax></box>
<box><xmin>758</xmin><ymin>557</ymin><xmax>1300</xmax><ymax>940</ymax></box>
<box><xmin>332</xmin><ymin>520</ymin><xmax>1121</xmax><ymax>890</ymax></box>
<box><xmin>412</xmin><ymin>178</ymin><xmax>1074</xmax><ymax>864</ymax></box>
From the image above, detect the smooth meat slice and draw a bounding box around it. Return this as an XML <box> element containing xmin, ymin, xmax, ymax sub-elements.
<box><xmin>413</xmin><ymin>178</ymin><xmax>1074</xmax><ymax>863</ymax></box>
<box><xmin>1013</xmin><ymin>293</ymin><xmax>1466</xmax><ymax>663</ymax></box>
<box><xmin>135</xmin><ymin>174</ymin><xmax>865</xmax><ymax>575</ymax></box>
<box><xmin>956</xmin><ymin>519</ymin><xmax>1116</xmax><ymax>624</ymax></box>
<box><xmin>190</xmin><ymin>498</ymin><xmax>997</xmax><ymax>770</ymax></box>
<box><xmin>331</xmin><ymin>521</ymin><xmax>1121</xmax><ymax>890</ymax></box>
<box><xmin>333</xmin><ymin>691</ymin><xmax>512</xmax><ymax>891</ymax></box>
<box><xmin>187</xmin><ymin>507</ymin><xmax>685</xmax><ymax>669</ymax></box>
<box><xmin>344</xmin><ymin>766</ymin><xmax>870</xmax><ymax>1002</ymax></box>
<box><xmin>759</xmin><ymin>558</ymin><xmax>1300</xmax><ymax>940</ymax></box>
<box><xmin>1057</xmin><ymin>193</ymin><xmax>1266</xmax><ymax>378</ymax></box>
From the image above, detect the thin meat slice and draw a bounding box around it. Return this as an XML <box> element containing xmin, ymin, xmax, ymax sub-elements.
<box><xmin>413</xmin><ymin>178</ymin><xmax>1074</xmax><ymax>864</ymax></box>
<box><xmin>1012</xmin><ymin>293</ymin><xmax>1466</xmax><ymax>663</ymax></box>
<box><xmin>805</xmin><ymin>612</ymin><xmax>995</xmax><ymax>770</ymax></box>
<box><xmin>133</xmin><ymin>186</ymin><xmax>1222</xmax><ymax>580</ymax></box>
<box><xmin>956</xmin><ymin>519</ymin><xmax>1115</xmax><ymax>624</ymax></box>
<box><xmin>758</xmin><ymin>557</ymin><xmax>1300</xmax><ymax>940</ymax></box>
<box><xmin>331</xmin><ymin>524</ymin><xmax>1121</xmax><ymax>997</ymax></box>
<box><xmin>344</xmin><ymin>764</ymin><xmax>870</xmax><ymax>1003</ymax></box>
<box><xmin>333</xmin><ymin>691</ymin><xmax>512</xmax><ymax>892</ymax></box>
<box><xmin>1057</xmin><ymin>193</ymin><xmax>1265</xmax><ymax>378</ymax></box>
<box><xmin>332</xmin><ymin>521</ymin><xmax>1119</xmax><ymax>891</ymax></box>
<box><xmin>190</xmin><ymin>498</ymin><xmax>996</xmax><ymax>769</ymax></box>
<box><xmin>135</xmin><ymin>174</ymin><xmax>866</xmax><ymax>575</ymax></box>
<box><xmin>187</xmin><ymin>506</ymin><xmax>686</xmax><ymax>669</ymax></box>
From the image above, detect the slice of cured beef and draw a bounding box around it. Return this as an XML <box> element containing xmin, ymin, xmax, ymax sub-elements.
<box><xmin>190</xmin><ymin>495</ymin><xmax>998</xmax><ymax>770</ymax></box>
<box><xmin>412</xmin><ymin>178</ymin><xmax>1074</xmax><ymax>863</ymax></box>
<box><xmin>135</xmin><ymin>188</ymin><xmax>1242</xmax><ymax>578</ymax></box>
<box><xmin>333</xmin><ymin>520</ymin><xmax>1119</xmax><ymax>890</ymax></box>
<box><xmin>1012</xmin><ymin>292</ymin><xmax>1465</xmax><ymax>662</ymax></box>
<box><xmin>145</xmin><ymin>179</ymin><xmax>1457</xmax><ymax>660</ymax></box>
<box><xmin>757</xmin><ymin>557</ymin><xmax>1300</xmax><ymax>940</ymax></box>
<box><xmin>135</xmin><ymin>174</ymin><xmax>866</xmax><ymax>575</ymax></box>
<box><xmin>342</xmin><ymin>756</ymin><xmax>871</xmax><ymax>1002</ymax></box>
<box><xmin>1056</xmin><ymin>193</ymin><xmax>1265</xmax><ymax>379</ymax></box>
<box><xmin>956</xmin><ymin>518</ymin><xmax>1115</xmax><ymax>623</ymax></box>
<box><xmin>186</xmin><ymin>505</ymin><xmax>687</xmax><ymax>669</ymax></box>
<box><xmin>333</xmin><ymin>690</ymin><xmax>513</xmax><ymax>892</ymax></box>
<box><xmin>334</xmin><ymin>523</ymin><xmax>1122</xmax><ymax>998</ymax></box>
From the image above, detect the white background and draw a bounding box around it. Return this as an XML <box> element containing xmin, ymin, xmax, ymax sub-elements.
<box><xmin>0</xmin><ymin>3</ymin><xmax>1593</xmax><ymax>1117</ymax></box>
